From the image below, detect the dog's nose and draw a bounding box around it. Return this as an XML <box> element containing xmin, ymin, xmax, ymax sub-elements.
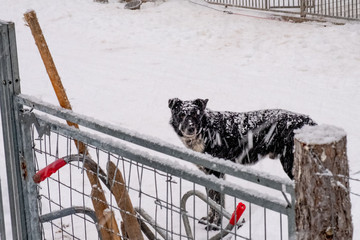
<box><xmin>188</xmin><ymin>127</ymin><xmax>195</xmax><ymax>134</ymax></box>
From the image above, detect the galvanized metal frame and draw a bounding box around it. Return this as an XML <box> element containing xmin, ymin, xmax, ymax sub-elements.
<box><xmin>1</xmin><ymin>20</ymin><xmax>27</xmax><ymax>240</ymax></box>
<box><xmin>0</xmin><ymin>20</ymin><xmax>42</xmax><ymax>240</ymax></box>
<box><xmin>32</xmin><ymin>113</ymin><xmax>291</xmax><ymax>214</ymax></box>
<box><xmin>1</xmin><ymin>20</ymin><xmax>296</xmax><ymax>239</ymax></box>
<box><xmin>16</xmin><ymin>94</ymin><xmax>296</xmax><ymax>239</ymax></box>
<box><xmin>15</xmin><ymin>94</ymin><xmax>295</xmax><ymax>194</ymax></box>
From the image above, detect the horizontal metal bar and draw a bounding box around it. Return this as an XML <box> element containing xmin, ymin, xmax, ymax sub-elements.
<box><xmin>269</xmin><ymin>6</ymin><xmax>300</xmax><ymax>8</ymax></box>
<box><xmin>40</xmin><ymin>207</ymin><xmax>102</xmax><ymax>240</ymax></box>
<box><xmin>35</xmin><ymin>114</ymin><xmax>291</xmax><ymax>215</ymax></box>
<box><xmin>39</xmin><ymin>207</ymin><xmax>97</xmax><ymax>223</ymax></box>
<box><xmin>303</xmin><ymin>11</ymin><xmax>360</xmax><ymax>20</ymax></box>
<box><xmin>16</xmin><ymin>94</ymin><xmax>294</xmax><ymax>194</ymax></box>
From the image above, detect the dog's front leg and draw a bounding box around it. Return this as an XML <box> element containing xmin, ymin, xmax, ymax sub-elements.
<box><xmin>201</xmin><ymin>188</ymin><xmax>225</xmax><ymax>231</ymax></box>
<box><xmin>198</xmin><ymin>170</ymin><xmax>225</xmax><ymax>230</ymax></box>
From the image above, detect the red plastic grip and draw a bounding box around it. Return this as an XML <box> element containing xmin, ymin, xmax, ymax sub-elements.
<box><xmin>33</xmin><ymin>158</ymin><xmax>67</xmax><ymax>183</ymax></box>
<box><xmin>229</xmin><ymin>202</ymin><xmax>246</xmax><ymax>226</ymax></box>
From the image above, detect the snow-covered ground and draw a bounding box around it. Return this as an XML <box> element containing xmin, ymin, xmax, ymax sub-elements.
<box><xmin>1</xmin><ymin>0</ymin><xmax>359</xmax><ymax>239</ymax></box>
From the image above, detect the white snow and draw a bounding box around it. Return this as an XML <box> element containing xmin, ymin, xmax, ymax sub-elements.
<box><xmin>295</xmin><ymin>124</ymin><xmax>346</xmax><ymax>145</ymax></box>
<box><xmin>1</xmin><ymin>0</ymin><xmax>360</xmax><ymax>239</ymax></box>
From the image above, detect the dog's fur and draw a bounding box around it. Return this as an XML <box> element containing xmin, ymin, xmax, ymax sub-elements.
<box><xmin>168</xmin><ymin>98</ymin><xmax>316</xmax><ymax>229</ymax></box>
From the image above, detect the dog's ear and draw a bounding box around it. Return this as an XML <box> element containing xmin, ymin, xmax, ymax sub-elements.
<box><xmin>168</xmin><ymin>98</ymin><xmax>182</xmax><ymax>109</ymax></box>
<box><xmin>193</xmin><ymin>98</ymin><xmax>208</xmax><ymax>111</ymax></box>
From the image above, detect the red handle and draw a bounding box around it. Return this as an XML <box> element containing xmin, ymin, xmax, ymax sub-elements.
<box><xmin>229</xmin><ymin>202</ymin><xmax>246</xmax><ymax>226</ymax></box>
<box><xmin>33</xmin><ymin>158</ymin><xmax>67</xmax><ymax>183</ymax></box>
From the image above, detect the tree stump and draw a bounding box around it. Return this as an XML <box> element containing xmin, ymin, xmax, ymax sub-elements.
<box><xmin>294</xmin><ymin>124</ymin><xmax>353</xmax><ymax>240</ymax></box>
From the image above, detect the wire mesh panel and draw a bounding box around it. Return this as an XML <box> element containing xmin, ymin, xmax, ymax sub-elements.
<box><xmin>31</xmin><ymin>124</ymin><xmax>292</xmax><ymax>240</ymax></box>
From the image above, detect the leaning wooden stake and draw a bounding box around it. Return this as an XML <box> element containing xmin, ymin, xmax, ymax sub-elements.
<box><xmin>294</xmin><ymin>124</ymin><xmax>353</xmax><ymax>240</ymax></box>
<box><xmin>107</xmin><ymin>161</ymin><xmax>144</xmax><ymax>240</ymax></box>
<box><xmin>24</xmin><ymin>10</ymin><xmax>121</xmax><ymax>240</ymax></box>
<box><xmin>23</xmin><ymin>10</ymin><xmax>87</xmax><ymax>153</ymax></box>
<box><xmin>85</xmin><ymin>161</ymin><xmax>121</xmax><ymax>240</ymax></box>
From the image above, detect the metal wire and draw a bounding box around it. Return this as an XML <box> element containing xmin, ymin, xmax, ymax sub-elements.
<box><xmin>1</xmin><ymin>97</ymin><xmax>295</xmax><ymax>240</ymax></box>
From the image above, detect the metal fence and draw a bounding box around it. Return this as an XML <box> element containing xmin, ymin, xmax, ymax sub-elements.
<box><xmin>205</xmin><ymin>0</ymin><xmax>360</xmax><ymax>20</ymax></box>
<box><xmin>0</xmin><ymin>21</ymin><xmax>296</xmax><ymax>240</ymax></box>
<box><xmin>304</xmin><ymin>0</ymin><xmax>360</xmax><ymax>19</ymax></box>
<box><xmin>205</xmin><ymin>0</ymin><xmax>300</xmax><ymax>10</ymax></box>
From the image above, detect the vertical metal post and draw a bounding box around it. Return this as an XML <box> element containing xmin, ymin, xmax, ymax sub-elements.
<box><xmin>287</xmin><ymin>188</ymin><xmax>296</xmax><ymax>240</ymax></box>
<box><xmin>0</xmin><ymin>20</ymin><xmax>41</xmax><ymax>240</ymax></box>
<box><xmin>300</xmin><ymin>0</ymin><xmax>307</xmax><ymax>16</ymax></box>
<box><xmin>0</xmin><ymin>179</ymin><xmax>6</xmax><ymax>240</ymax></box>
<box><xmin>18</xmin><ymin>112</ymin><xmax>42</xmax><ymax>240</ymax></box>
<box><xmin>0</xmin><ymin>20</ymin><xmax>26</xmax><ymax>240</ymax></box>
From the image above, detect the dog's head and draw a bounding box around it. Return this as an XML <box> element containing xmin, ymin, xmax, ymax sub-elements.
<box><xmin>168</xmin><ymin>98</ymin><xmax>208</xmax><ymax>137</ymax></box>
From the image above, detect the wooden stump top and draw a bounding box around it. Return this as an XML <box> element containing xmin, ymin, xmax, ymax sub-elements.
<box><xmin>294</xmin><ymin>124</ymin><xmax>346</xmax><ymax>145</ymax></box>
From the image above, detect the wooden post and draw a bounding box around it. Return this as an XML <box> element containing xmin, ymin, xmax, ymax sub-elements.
<box><xmin>23</xmin><ymin>10</ymin><xmax>87</xmax><ymax>155</ymax></box>
<box><xmin>107</xmin><ymin>161</ymin><xmax>144</xmax><ymax>240</ymax></box>
<box><xmin>294</xmin><ymin>124</ymin><xmax>353</xmax><ymax>240</ymax></box>
<box><xmin>85</xmin><ymin>162</ymin><xmax>122</xmax><ymax>240</ymax></box>
<box><xmin>84</xmin><ymin>159</ymin><xmax>144</xmax><ymax>239</ymax></box>
<box><xmin>24</xmin><ymin>11</ymin><xmax>121</xmax><ymax>240</ymax></box>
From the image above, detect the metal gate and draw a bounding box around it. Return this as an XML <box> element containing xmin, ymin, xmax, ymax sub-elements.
<box><xmin>205</xmin><ymin>0</ymin><xmax>360</xmax><ymax>20</ymax></box>
<box><xmin>1</xmin><ymin>21</ymin><xmax>296</xmax><ymax>240</ymax></box>
<box><xmin>303</xmin><ymin>0</ymin><xmax>360</xmax><ymax>19</ymax></box>
<box><xmin>205</xmin><ymin>0</ymin><xmax>300</xmax><ymax>10</ymax></box>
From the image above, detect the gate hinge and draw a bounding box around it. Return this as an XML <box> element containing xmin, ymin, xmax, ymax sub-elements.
<box><xmin>19</xmin><ymin>109</ymin><xmax>50</xmax><ymax>137</ymax></box>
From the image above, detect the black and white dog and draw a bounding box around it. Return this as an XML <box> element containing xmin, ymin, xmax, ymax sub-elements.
<box><xmin>168</xmin><ymin>98</ymin><xmax>316</xmax><ymax>229</ymax></box>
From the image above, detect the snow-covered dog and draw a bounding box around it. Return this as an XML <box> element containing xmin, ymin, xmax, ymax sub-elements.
<box><xmin>168</xmin><ymin>98</ymin><xmax>316</xmax><ymax>229</ymax></box>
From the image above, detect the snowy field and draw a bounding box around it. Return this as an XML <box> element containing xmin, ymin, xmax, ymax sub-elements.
<box><xmin>1</xmin><ymin>0</ymin><xmax>360</xmax><ymax>239</ymax></box>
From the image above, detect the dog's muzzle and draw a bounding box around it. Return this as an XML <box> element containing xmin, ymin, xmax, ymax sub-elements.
<box><xmin>180</xmin><ymin>119</ymin><xmax>198</xmax><ymax>137</ymax></box>
<box><xmin>186</xmin><ymin>126</ymin><xmax>196</xmax><ymax>135</ymax></box>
